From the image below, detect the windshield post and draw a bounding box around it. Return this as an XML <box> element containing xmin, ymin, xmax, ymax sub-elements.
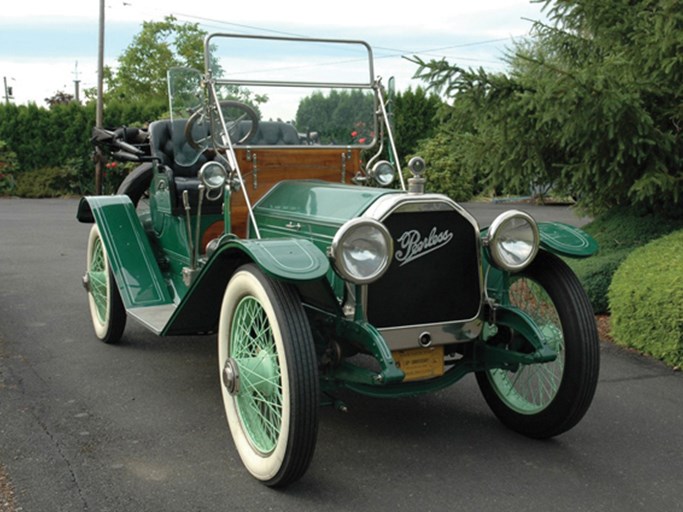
<box><xmin>206</xmin><ymin>79</ymin><xmax>262</xmax><ymax>239</ymax></box>
<box><xmin>376</xmin><ymin>78</ymin><xmax>406</xmax><ymax>190</ymax></box>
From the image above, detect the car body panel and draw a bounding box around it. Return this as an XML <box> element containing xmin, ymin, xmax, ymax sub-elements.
<box><xmin>79</xmin><ymin>195</ymin><xmax>331</xmax><ymax>335</ymax></box>
<box><xmin>161</xmin><ymin>237</ymin><xmax>331</xmax><ymax>335</ymax></box>
<box><xmin>538</xmin><ymin>221</ymin><xmax>599</xmax><ymax>258</ymax></box>
<box><xmin>78</xmin><ymin>195</ymin><xmax>174</xmax><ymax>309</ymax></box>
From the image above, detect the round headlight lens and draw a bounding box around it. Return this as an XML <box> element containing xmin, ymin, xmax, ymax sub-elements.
<box><xmin>331</xmin><ymin>219</ymin><xmax>393</xmax><ymax>284</ymax></box>
<box><xmin>199</xmin><ymin>161</ymin><xmax>227</xmax><ymax>190</ymax></box>
<box><xmin>369</xmin><ymin>160</ymin><xmax>396</xmax><ymax>187</ymax></box>
<box><xmin>487</xmin><ymin>211</ymin><xmax>539</xmax><ymax>272</ymax></box>
<box><xmin>408</xmin><ymin>156</ymin><xmax>426</xmax><ymax>177</ymax></box>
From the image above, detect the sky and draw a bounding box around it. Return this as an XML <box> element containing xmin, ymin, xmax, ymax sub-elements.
<box><xmin>0</xmin><ymin>0</ymin><xmax>548</xmax><ymax>106</ymax></box>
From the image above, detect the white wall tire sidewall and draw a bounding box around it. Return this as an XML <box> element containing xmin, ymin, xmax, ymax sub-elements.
<box><xmin>86</xmin><ymin>224</ymin><xmax>111</xmax><ymax>339</ymax></box>
<box><xmin>218</xmin><ymin>268</ymin><xmax>291</xmax><ymax>482</ymax></box>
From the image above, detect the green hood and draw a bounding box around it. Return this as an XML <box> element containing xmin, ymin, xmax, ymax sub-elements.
<box><xmin>252</xmin><ymin>180</ymin><xmax>400</xmax><ymax>237</ymax></box>
<box><xmin>254</xmin><ymin>180</ymin><xmax>399</xmax><ymax>223</ymax></box>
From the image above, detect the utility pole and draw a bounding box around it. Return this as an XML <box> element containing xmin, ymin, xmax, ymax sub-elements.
<box><xmin>95</xmin><ymin>0</ymin><xmax>105</xmax><ymax>195</ymax></box>
<box><xmin>73</xmin><ymin>61</ymin><xmax>81</xmax><ymax>104</ymax></box>
<box><xmin>3</xmin><ymin>76</ymin><xmax>14</xmax><ymax>105</ymax></box>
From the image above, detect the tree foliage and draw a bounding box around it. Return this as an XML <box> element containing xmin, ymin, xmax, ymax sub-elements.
<box><xmin>106</xmin><ymin>16</ymin><xmax>207</xmax><ymax>102</ymax></box>
<box><xmin>45</xmin><ymin>91</ymin><xmax>75</xmax><ymax>108</ymax></box>
<box><xmin>391</xmin><ymin>86</ymin><xmax>443</xmax><ymax>165</ymax></box>
<box><xmin>413</xmin><ymin>0</ymin><xmax>683</xmax><ymax>215</ymax></box>
<box><xmin>296</xmin><ymin>89</ymin><xmax>375</xmax><ymax>144</ymax></box>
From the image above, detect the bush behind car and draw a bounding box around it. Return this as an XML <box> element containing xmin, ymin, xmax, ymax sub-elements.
<box><xmin>608</xmin><ymin>230</ymin><xmax>683</xmax><ymax>367</ymax></box>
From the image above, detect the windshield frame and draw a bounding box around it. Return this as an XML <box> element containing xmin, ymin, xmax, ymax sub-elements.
<box><xmin>204</xmin><ymin>33</ymin><xmax>376</xmax><ymax>88</ymax></box>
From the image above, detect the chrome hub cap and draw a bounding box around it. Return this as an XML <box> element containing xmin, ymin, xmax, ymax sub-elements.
<box><xmin>222</xmin><ymin>357</ymin><xmax>240</xmax><ymax>396</ymax></box>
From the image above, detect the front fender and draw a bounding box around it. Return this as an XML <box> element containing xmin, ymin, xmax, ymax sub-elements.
<box><xmin>163</xmin><ymin>237</ymin><xmax>331</xmax><ymax>335</ymax></box>
<box><xmin>538</xmin><ymin>222</ymin><xmax>598</xmax><ymax>258</ymax></box>
<box><xmin>217</xmin><ymin>237</ymin><xmax>330</xmax><ymax>282</ymax></box>
<box><xmin>480</xmin><ymin>220</ymin><xmax>597</xmax><ymax>262</ymax></box>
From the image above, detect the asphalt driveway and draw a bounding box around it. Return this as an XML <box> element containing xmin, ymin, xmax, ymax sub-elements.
<box><xmin>1</xmin><ymin>198</ymin><xmax>681</xmax><ymax>512</ymax></box>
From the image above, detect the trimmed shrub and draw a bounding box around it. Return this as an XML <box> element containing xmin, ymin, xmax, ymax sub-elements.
<box><xmin>568</xmin><ymin>208</ymin><xmax>683</xmax><ymax>314</ymax></box>
<box><xmin>14</xmin><ymin>166</ymin><xmax>81</xmax><ymax>198</ymax></box>
<box><xmin>416</xmin><ymin>131</ymin><xmax>476</xmax><ymax>202</ymax></box>
<box><xmin>608</xmin><ymin>230</ymin><xmax>683</xmax><ymax>367</ymax></box>
<box><xmin>0</xmin><ymin>139</ymin><xmax>19</xmax><ymax>196</ymax></box>
<box><xmin>569</xmin><ymin>249</ymin><xmax>629</xmax><ymax>314</ymax></box>
<box><xmin>13</xmin><ymin>159</ymin><xmax>132</xmax><ymax>198</ymax></box>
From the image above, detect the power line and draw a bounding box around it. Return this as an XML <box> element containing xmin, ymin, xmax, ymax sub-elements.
<box><xmin>374</xmin><ymin>37</ymin><xmax>515</xmax><ymax>58</ymax></box>
<box><xmin>117</xmin><ymin>1</ymin><xmax>524</xmax><ymax>66</ymax></box>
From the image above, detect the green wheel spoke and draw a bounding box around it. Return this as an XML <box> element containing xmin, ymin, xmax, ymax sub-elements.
<box><xmin>238</xmin><ymin>362</ymin><xmax>281</xmax><ymax>390</ymax></box>
<box><xmin>238</xmin><ymin>393</ymin><xmax>281</xmax><ymax>445</ymax></box>
<box><xmin>231</xmin><ymin>295</ymin><xmax>283</xmax><ymax>454</ymax></box>
<box><xmin>89</xmin><ymin>240</ymin><xmax>109</xmax><ymax>322</ymax></box>
<box><xmin>85</xmin><ymin>225</ymin><xmax>125</xmax><ymax>344</ymax></box>
<box><xmin>489</xmin><ymin>275</ymin><xmax>565</xmax><ymax>414</ymax></box>
<box><xmin>219</xmin><ymin>264</ymin><xmax>319</xmax><ymax>486</ymax></box>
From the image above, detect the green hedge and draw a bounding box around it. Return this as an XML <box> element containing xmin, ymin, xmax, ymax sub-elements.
<box><xmin>0</xmin><ymin>100</ymin><xmax>166</xmax><ymax>174</ymax></box>
<box><xmin>568</xmin><ymin>208</ymin><xmax>683</xmax><ymax>314</ymax></box>
<box><xmin>14</xmin><ymin>166</ymin><xmax>83</xmax><ymax>198</ymax></box>
<box><xmin>0</xmin><ymin>99</ymin><xmax>166</xmax><ymax>197</ymax></box>
<box><xmin>568</xmin><ymin>249</ymin><xmax>629</xmax><ymax>314</ymax></box>
<box><xmin>608</xmin><ymin>230</ymin><xmax>683</xmax><ymax>367</ymax></box>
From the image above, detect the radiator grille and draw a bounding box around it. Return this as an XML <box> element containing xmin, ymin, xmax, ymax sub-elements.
<box><xmin>366</xmin><ymin>208</ymin><xmax>481</xmax><ymax>329</ymax></box>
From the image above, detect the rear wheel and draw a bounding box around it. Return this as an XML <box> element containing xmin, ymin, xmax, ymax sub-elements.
<box><xmin>476</xmin><ymin>251</ymin><xmax>599</xmax><ymax>438</ymax></box>
<box><xmin>117</xmin><ymin>162</ymin><xmax>153</xmax><ymax>213</ymax></box>
<box><xmin>85</xmin><ymin>224</ymin><xmax>126</xmax><ymax>344</ymax></box>
<box><xmin>218</xmin><ymin>264</ymin><xmax>319</xmax><ymax>487</ymax></box>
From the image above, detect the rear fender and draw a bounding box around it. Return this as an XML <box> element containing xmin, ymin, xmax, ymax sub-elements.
<box><xmin>78</xmin><ymin>195</ymin><xmax>173</xmax><ymax>310</ymax></box>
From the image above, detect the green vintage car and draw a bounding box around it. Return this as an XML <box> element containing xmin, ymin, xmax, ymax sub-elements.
<box><xmin>78</xmin><ymin>33</ymin><xmax>600</xmax><ymax>487</ymax></box>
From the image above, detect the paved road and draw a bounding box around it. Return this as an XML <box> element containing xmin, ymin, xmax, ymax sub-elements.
<box><xmin>1</xmin><ymin>198</ymin><xmax>682</xmax><ymax>512</ymax></box>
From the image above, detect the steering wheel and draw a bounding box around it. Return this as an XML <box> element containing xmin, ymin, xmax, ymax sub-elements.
<box><xmin>184</xmin><ymin>100</ymin><xmax>260</xmax><ymax>150</ymax></box>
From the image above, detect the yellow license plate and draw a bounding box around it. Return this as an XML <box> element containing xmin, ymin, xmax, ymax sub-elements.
<box><xmin>393</xmin><ymin>346</ymin><xmax>444</xmax><ymax>382</ymax></box>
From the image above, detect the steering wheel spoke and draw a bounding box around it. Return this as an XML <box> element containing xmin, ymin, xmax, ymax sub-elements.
<box><xmin>185</xmin><ymin>100</ymin><xmax>260</xmax><ymax>150</ymax></box>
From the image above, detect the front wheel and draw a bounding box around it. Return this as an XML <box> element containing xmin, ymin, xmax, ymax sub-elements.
<box><xmin>218</xmin><ymin>264</ymin><xmax>319</xmax><ymax>487</ymax></box>
<box><xmin>85</xmin><ymin>224</ymin><xmax>126</xmax><ymax>344</ymax></box>
<box><xmin>476</xmin><ymin>251</ymin><xmax>600</xmax><ymax>439</ymax></box>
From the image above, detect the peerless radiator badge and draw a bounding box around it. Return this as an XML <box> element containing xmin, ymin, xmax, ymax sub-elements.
<box><xmin>395</xmin><ymin>227</ymin><xmax>454</xmax><ymax>266</ymax></box>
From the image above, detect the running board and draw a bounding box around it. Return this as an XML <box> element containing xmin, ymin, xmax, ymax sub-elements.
<box><xmin>128</xmin><ymin>305</ymin><xmax>177</xmax><ymax>335</ymax></box>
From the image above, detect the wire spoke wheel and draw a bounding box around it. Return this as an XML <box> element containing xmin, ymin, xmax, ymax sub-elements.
<box><xmin>231</xmin><ymin>296</ymin><xmax>283</xmax><ymax>454</ymax></box>
<box><xmin>117</xmin><ymin>162</ymin><xmax>153</xmax><ymax>216</ymax></box>
<box><xmin>85</xmin><ymin>225</ymin><xmax>126</xmax><ymax>343</ymax></box>
<box><xmin>488</xmin><ymin>278</ymin><xmax>565</xmax><ymax>414</ymax></box>
<box><xmin>218</xmin><ymin>264</ymin><xmax>318</xmax><ymax>487</ymax></box>
<box><xmin>477</xmin><ymin>251</ymin><xmax>600</xmax><ymax>438</ymax></box>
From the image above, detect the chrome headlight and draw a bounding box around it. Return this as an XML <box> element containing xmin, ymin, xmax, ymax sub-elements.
<box><xmin>408</xmin><ymin>156</ymin><xmax>426</xmax><ymax>177</ymax></box>
<box><xmin>331</xmin><ymin>218</ymin><xmax>393</xmax><ymax>284</ymax></box>
<box><xmin>198</xmin><ymin>161</ymin><xmax>227</xmax><ymax>190</ymax></box>
<box><xmin>486</xmin><ymin>210</ymin><xmax>539</xmax><ymax>272</ymax></box>
<box><xmin>369</xmin><ymin>160</ymin><xmax>396</xmax><ymax>187</ymax></box>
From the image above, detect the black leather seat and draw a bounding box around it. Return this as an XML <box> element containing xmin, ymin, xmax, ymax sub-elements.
<box><xmin>148</xmin><ymin>119</ymin><xmax>221</xmax><ymax>215</ymax></box>
<box><xmin>234</xmin><ymin>121</ymin><xmax>300</xmax><ymax>146</ymax></box>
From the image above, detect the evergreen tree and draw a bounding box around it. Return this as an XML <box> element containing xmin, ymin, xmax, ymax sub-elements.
<box><xmin>413</xmin><ymin>0</ymin><xmax>683</xmax><ymax>215</ymax></box>
<box><xmin>392</xmin><ymin>86</ymin><xmax>443</xmax><ymax>165</ymax></box>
